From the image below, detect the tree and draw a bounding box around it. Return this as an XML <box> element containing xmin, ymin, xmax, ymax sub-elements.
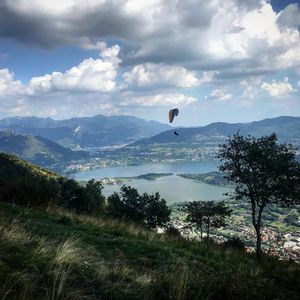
<box><xmin>182</xmin><ymin>201</ymin><xmax>206</xmax><ymax>241</ymax></box>
<box><xmin>106</xmin><ymin>185</ymin><xmax>171</xmax><ymax>229</ymax></box>
<box><xmin>182</xmin><ymin>201</ymin><xmax>231</xmax><ymax>241</ymax></box>
<box><xmin>218</xmin><ymin>133</ymin><xmax>300</xmax><ymax>259</ymax></box>
<box><xmin>202</xmin><ymin>201</ymin><xmax>232</xmax><ymax>239</ymax></box>
<box><xmin>59</xmin><ymin>178</ymin><xmax>84</xmax><ymax>211</ymax></box>
<box><xmin>59</xmin><ymin>178</ymin><xmax>105</xmax><ymax>215</ymax></box>
<box><xmin>83</xmin><ymin>179</ymin><xmax>106</xmax><ymax>215</ymax></box>
<box><xmin>143</xmin><ymin>192</ymin><xmax>170</xmax><ymax>229</ymax></box>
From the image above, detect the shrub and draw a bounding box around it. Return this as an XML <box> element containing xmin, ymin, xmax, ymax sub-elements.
<box><xmin>165</xmin><ymin>225</ymin><xmax>181</xmax><ymax>237</ymax></box>
<box><xmin>223</xmin><ymin>237</ymin><xmax>245</xmax><ymax>251</ymax></box>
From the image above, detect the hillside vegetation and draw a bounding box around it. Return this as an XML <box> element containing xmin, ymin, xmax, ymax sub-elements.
<box><xmin>0</xmin><ymin>152</ymin><xmax>300</xmax><ymax>299</ymax></box>
<box><xmin>0</xmin><ymin>131</ymin><xmax>88</xmax><ymax>168</ymax></box>
<box><xmin>1</xmin><ymin>202</ymin><xmax>300</xmax><ymax>300</ymax></box>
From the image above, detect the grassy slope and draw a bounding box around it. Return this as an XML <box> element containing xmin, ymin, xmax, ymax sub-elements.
<box><xmin>1</xmin><ymin>202</ymin><xmax>300</xmax><ymax>300</ymax></box>
<box><xmin>0</xmin><ymin>152</ymin><xmax>61</xmax><ymax>180</ymax></box>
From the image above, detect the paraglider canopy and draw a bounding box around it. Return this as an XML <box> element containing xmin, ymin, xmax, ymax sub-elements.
<box><xmin>169</xmin><ymin>108</ymin><xmax>179</xmax><ymax>123</ymax></box>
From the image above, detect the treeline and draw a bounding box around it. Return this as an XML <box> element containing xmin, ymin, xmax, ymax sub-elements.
<box><xmin>0</xmin><ymin>153</ymin><xmax>170</xmax><ymax>229</ymax></box>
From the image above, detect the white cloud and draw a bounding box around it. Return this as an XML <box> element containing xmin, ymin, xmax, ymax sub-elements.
<box><xmin>2</xmin><ymin>1</ymin><xmax>300</xmax><ymax>121</ymax></box>
<box><xmin>121</xmin><ymin>93</ymin><xmax>197</xmax><ymax>107</ymax></box>
<box><xmin>26</xmin><ymin>44</ymin><xmax>120</xmax><ymax>94</ymax></box>
<box><xmin>123</xmin><ymin>63</ymin><xmax>199</xmax><ymax>89</ymax></box>
<box><xmin>277</xmin><ymin>4</ymin><xmax>300</xmax><ymax>28</ymax></box>
<box><xmin>0</xmin><ymin>69</ymin><xmax>23</xmax><ymax>96</ymax></box>
<box><xmin>198</xmin><ymin>71</ymin><xmax>218</xmax><ymax>84</ymax></box>
<box><xmin>0</xmin><ymin>44</ymin><xmax>122</xmax><ymax>118</ymax></box>
<box><xmin>261</xmin><ymin>77</ymin><xmax>294</xmax><ymax>97</ymax></box>
<box><xmin>210</xmin><ymin>89</ymin><xmax>232</xmax><ymax>101</ymax></box>
<box><xmin>240</xmin><ymin>77</ymin><xmax>262</xmax><ymax>99</ymax></box>
<box><xmin>1</xmin><ymin>0</ymin><xmax>300</xmax><ymax>78</ymax></box>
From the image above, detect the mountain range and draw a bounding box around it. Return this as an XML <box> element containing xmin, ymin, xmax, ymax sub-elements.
<box><xmin>0</xmin><ymin>115</ymin><xmax>170</xmax><ymax>148</ymax></box>
<box><xmin>0</xmin><ymin>115</ymin><xmax>299</xmax><ymax>168</ymax></box>
<box><xmin>130</xmin><ymin>116</ymin><xmax>300</xmax><ymax>147</ymax></box>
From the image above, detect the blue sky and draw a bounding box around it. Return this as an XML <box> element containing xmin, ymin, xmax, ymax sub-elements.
<box><xmin>0</xmin><ymin>0</ymin><xmax>300</xmax><ymax>126</ymax></box>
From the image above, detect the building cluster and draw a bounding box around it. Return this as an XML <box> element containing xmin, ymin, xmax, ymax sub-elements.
<box><xmin>169</xmin><ymin>219</ymin><xmax>300</xmax><ymax>263</ymax></box>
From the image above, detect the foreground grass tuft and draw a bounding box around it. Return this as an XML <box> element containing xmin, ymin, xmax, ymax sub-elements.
<box><xmin>0</xmin><ymin>201</ymin><xmax>300</xmax><ymax>299</ymax></box>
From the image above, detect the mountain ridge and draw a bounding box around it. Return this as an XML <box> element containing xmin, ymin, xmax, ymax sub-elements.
<box><xmin>129</xmin><ymin>116</ymin><xmax>300</xmax><ymax>147</ymax></box>
<box><xmin>0</xmin><ymin>114</ymin><xmax>171</xmax><ymax>148</ymax></box>
<box><xmin>0</xmin><ymin>130</ymin><xmax>88</xmax><ymax>168</ymax></box>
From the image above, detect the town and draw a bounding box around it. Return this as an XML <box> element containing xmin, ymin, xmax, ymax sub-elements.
<box><xmin>170</xmin><ymin>202</ymin><xmax>300</xmax><ymax>263</ymax></box>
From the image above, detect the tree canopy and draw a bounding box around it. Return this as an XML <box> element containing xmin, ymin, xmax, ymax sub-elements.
<box><xmin>218</xmin><ymin>133</ymin><xmax>300</xmax><ymax>258</ymax></box>
<box><xmin>106</xmin><ymin>185</ymin><xmax>170</xmax><ymax>229</ymax></box>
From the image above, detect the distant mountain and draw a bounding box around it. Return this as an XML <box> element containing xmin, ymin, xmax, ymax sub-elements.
<box><xmin>0</xmin><ymin>131</ymin><xmax>88</xmax><ymax>167</ymax></box>
<box><xmin>0</xmin><ymin>115</ymin><xmax>171</xmax><ymax>148</ymax></box>
<box><xmin>130</xmin><ymin>116</ymin><xmax>300</xmax><ymax>147</ymax></box>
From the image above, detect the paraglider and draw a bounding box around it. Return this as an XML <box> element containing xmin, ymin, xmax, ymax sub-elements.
<box><xmin>169</xmin><ymin>108</ymin><xmax>179</xmax><ymax>136</ymax></box>
<box><xmin>169</xmin><ymin>108</ymin><xmax>179</xmax><ymax>123</ymax></box>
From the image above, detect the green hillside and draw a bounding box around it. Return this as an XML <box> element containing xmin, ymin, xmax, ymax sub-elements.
<box><xmin>0</xmin><ymin>153</ymin><xmax>299</xmax><ymax>299</ymax></box>
<box><xmin>0</xmin><ymin>152</ymin><xmax>60</xmax><ymax>180</ymax></box>
<box><xmin>0</xmin><ymin>130</ymin><xmax>88</xmax><ymax>168</ymax></box>
<box><xmin>1</xmin><ymin>202</ymin><xmax>300</xmax><ymax>300</ymax></box>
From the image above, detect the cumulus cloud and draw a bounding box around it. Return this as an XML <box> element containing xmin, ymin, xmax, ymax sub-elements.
<box><xmin>121</xmin><ymin>93</ymin><xmax>197</xmax><ymax>107</ymax></box>
<box><xmin>210</xmin><ymin>89</ymin><xmax>232</xmax><ymax>101</ymax></box>
<box><xmin>26</xmin><ymin>44</ymin><xmax>120</xmax><ymax>94</ymax></box>
<box><xmin>0</xmin><ymin>44</ymin><xmax>123</xmax><ymax>118</ymax></box>
<box><xmin>0</xmin><ymin>69</ymin><xmax>23</xmax><ymax>96</ymax></box>
<box><xmin>261</xmin><ymin>77</ymin><xmax>294</xmax><ymax>97</ymax></box>
<box><xmin>1</xmin><ymin>0</ymin><xmax>300</xmax><ymax>121</ymax></box>
<box><xmin>122</xmin><ymin>63</ymin><xmax>199</xmax><ymax>89</ymax></box>
<box><xmin>277</xmin><ymin>3</ymin><xmax>300</xmax><ymax>28</ymax></box>
<box><xmin>0</xmin><ymin>44</ymin><xmax>120</xmax><ymax>103</ymax></box>
<box><xmin>1</xmin><ymin>0</ymin><xmax>300</xmax><ymax>79</ymax></box>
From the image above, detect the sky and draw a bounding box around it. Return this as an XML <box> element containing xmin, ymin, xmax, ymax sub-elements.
<box><xmin>0</xmin><ymin>0</ymin><xmax>300</xmax><ymax>126</ymax></box>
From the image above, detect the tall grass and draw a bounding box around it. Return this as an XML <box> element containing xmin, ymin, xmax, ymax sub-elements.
<box><xmin>1</xmin><ymin>202</ymin><xmax>300</xmax><ymax>299</ymax></box>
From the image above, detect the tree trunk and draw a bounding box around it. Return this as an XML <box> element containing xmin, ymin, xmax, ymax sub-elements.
<box><xmin>207</xmin><ymin>218</ymin><xmax>210</xmax><ymax>240</ymax></box>
<box><xmin>200</xmin><ymin>223</ymin><xmax>203</xmax><ymax>241</ymax></box>
<box><xmin>254</xmin><ymin>206</ymin><xmax>264</xmax><ymax>260</ymax></box>
<box><xmin>255</xmin><ymin>225</ymin><xmax>263</xmax><ymax>259</ymax></box>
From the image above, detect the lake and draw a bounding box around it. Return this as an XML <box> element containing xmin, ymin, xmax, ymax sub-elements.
<box><xmin>73</xmin><ymin>161</ymin><xmax>230</xmax><ymax>204</ymax></box>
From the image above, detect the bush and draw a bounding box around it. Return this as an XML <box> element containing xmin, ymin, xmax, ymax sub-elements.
<box><xmin>223</xmin><ymin>237</ymin><xmax>245</xmax><ymax>251</ymax></box>
<box><xmin>165</xmin><ymin>225</ymin><xmax>181</xmax><ymax>237</ymax></box>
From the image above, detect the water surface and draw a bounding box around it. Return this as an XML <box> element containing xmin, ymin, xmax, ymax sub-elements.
<box><xmin>74</xmin><ymin>161</ymin><xmax>219</xmax><ymax>180</ymax></box>
<box><xmin>73</xmin><ymin>161</ymin><xmax>229</xmax><ymax>204</ymax></box>
<box><xmin>102</xmin><ymin>175</ymin><xmax>229</xmax><ymax>204</ymax></box>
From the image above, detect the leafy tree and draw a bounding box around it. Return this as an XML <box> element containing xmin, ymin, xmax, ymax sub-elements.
<box><xmin>59</xmin><ymin>178</ymin><xmax>84</xmax><ymax>210</ymax></box>
<box><xmin>182</xmin><ymin>201</ymin><xmax>206</xmax><ymax>241</ymax></box>
<box><xmin>183</xmin><ymin>201</ymin><xmax>231</xmax><ymax>241</ymax></box>
<box><xmin>218</xmin><ymin>133</ymin><xmax>300</xmax><ymax>258</ymax></box>
<box><xmin>83</xmin><ymin>179</ymin><xmax>105</xmax><ymax>215</ymax></box>
<box><xmin>202</xmin><ymin>201</ymin><xmax>232</xmax><ymax>239</ymax></box>
<box><xmin>59</xmin><ymin>178</ymin><xmax>105</xmax><ymax>215</ymax></box>
<box><xmin>106</xmin><ymin>192</ymin><xmax>125</xmax><ymax>219</ymax></box>
<box><xmin>106</xmin><ymin>185</ymin><xmax>146</xmax><ymax>224</ymax></box>
<box><xmin>106</xmin><ymin>185</ymin><xmax>170</xmax><ymax>228</ymax></box>
<box><xmin>143</xmin><ymin>192</ymin><xmax>170</xmax><ymax>229</ymax></box>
